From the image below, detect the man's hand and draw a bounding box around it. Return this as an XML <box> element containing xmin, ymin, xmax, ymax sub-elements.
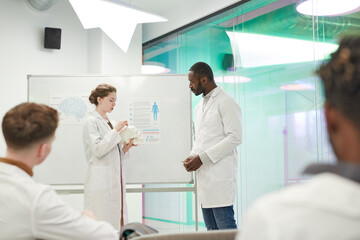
<box><xmin>183</xmin><ymin>155</ymin><xmax>203</xmax><ymax>172</ymax></box>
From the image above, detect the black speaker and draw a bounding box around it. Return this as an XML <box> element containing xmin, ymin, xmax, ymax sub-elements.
<box><xmin>222</xmin><ymin>53</ymin><xmax>234</xmax><ymax>71</ymax></box>
<box><xmin>44</xmin><ymin>27</ymin><xmax>61</xmax><ymax>50</ymax></box>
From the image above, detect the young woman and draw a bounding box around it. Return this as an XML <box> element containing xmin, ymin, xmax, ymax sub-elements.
<box><xmin>83</xmin><ymin>83</ymin><xmax>134</xmax><ymax>230</ymax></box>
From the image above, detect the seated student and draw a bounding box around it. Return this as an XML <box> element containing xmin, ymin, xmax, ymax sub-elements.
<box><xmin>237</xmin><ymin>36</ymin><xmax>360</xmax><ymax>240</ymax></box>
<box><xmin>0</xmin><ymin>103</ymin><xmax>119</xmax><ymax>240</ymax></box>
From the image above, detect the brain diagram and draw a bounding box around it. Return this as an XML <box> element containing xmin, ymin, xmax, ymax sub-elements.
<box><xmin>58</xmin><ymin>97</ymin><xmax>87</xmax><ymax>121</ymax></box>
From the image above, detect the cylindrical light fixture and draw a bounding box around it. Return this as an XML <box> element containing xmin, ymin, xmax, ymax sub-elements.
<box><xmin>141</xmin><ymin>62</ymin><xmax>170</xmax><ymax>74</ymax></box>
<box><xmin>296</xmin><ymin>0</ymin><xmax>360</xmax><ymax>16</ymax></box>
<box><xmin>26</xmin><ymin>0</ymin><xmax>58</xmax><ymax>11</ymax></box>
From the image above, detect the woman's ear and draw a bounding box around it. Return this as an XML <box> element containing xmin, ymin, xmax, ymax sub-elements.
<box><xmin>97</xmin><ymin>96</ymin><xmax>102</xmax><ymax>104</ymax></box>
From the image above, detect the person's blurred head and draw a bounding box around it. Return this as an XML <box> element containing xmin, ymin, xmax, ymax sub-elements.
<box><xmin>89</xmin><ymin>83</ymin><xmax>117</xmax><ymax>113</ymax></box>
<box><xmin>317</xmin><ymin>36</ymin><xmax>360</xmax><ymax>162</ymax></box>
<box><xmin>2</xmin><ymin>103</ymin><xmax>58</xmax><ymax>165</ymax></box>
<box><xmin>188</xmin><ymin>62</ymin><xmax>215</xmax><ymax>96</ymax></box>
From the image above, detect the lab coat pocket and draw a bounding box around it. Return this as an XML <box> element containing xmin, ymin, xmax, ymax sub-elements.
<box><xmin>88</xmin><ymin>166</ymin><xmax>111</xmax><ymax>190</ymax></box>
<box><xmin>210</xmin><ymin>156</ymin><xmax>233</xmax><ymax>181</ymax></box>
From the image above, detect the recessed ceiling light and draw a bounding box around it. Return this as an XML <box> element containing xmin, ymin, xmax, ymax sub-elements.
<box><xmin>296</xmin><ymin>0</ymin><xmax>360</xmax><ymax>16</ymax></box>
<box><xmin>280</xmin><ymin>84</ymin><xmax>314</xmax><ymax>91</ymax></box>
<box><xmin>141</xmin><ymin>62</ymin><xmax>170</xmax><ymax>74</ymax></box>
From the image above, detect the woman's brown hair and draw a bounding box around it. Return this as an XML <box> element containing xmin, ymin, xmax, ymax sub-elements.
<box><xmin>89</xmin><ymin>84</ymin><xmax>117</xmax><ymax>105</ymax></box>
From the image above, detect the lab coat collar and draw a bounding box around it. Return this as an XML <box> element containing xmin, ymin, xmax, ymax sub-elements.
<box><xmin>303</xmin><ymin>162</ymin><xmax>360</xmax><ymax>184</ymax></box>
<box><xmin>201</xmin><ymin>86</ymin><xmax>221</xmax><ymax>114</ymax></box>
<box><xmin>91</xmin><ymin>111</ymin><xmax>110</xmax><ymax>127</ymax></box>
<box><xmin>0</xmin><ymin>158</ymin><xmax>33</xmax><ymax>177</ymax></box>
<box><xmin>210</xmin><ymin>86</ymin><xmax>222</xmax><ymax>98</ymax></box>
<box><xmin>91</xmin><ymin>110</ymin><xmax>104</xmax><ymax>120</ymax></box>
<box><xmin>202</xmin><ymin>87</ymin><xmax>216</xmax><ymax>100</ymax></box>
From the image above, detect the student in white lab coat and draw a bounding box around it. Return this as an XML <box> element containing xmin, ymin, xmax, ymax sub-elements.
<box><xmin>0</xmin><ymin>102</ymin><xmax>119</xmax><ymax>240</ymax></box>
<box><xmin>237</xmin><ymin>36</ymin><xmax>360</xmax><ymax>240</ymax></box>
<box><xmin>83</xmin><ymin>83</ymin><xmax>135</xmax><ymax>230</ymax></box>
<box><xmin>183</xmin><ymin>62</ymin><xmax>242</xmax><ymax>230</ymax></box>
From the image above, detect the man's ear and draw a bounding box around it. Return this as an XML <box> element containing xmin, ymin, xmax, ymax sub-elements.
<box><xmin>324</xmin><ymin>102</ymin><xmax>338</xmax><ymax>135</ymax></box>
<box><xmin>36</xmin><ymin>143</ymin><xmax>49</xmax><ymax>165</ymax></box>
<box><xmin>200</xmin><ymin>76</ymin><xmax>208</xmax><ymax>86</ymax></box>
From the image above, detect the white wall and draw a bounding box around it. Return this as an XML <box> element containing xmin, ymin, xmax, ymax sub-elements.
<box><xmin>0</xmin><ymin>0</ymin><xmax>88</xmax><ymax>150</ymax></box>
<box><xmin>0</xmin><ymin>0</ymin><xmax>142</xmax><ymax>223</ymax></box>
<box><xmin>88</xmin><ymin>27</ymin><xmax>142</xmax><ymax>74</ymax></box>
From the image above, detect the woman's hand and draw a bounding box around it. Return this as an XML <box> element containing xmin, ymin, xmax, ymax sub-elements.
<box><xmin>115</xmin><ymin>120</ymin><xmax>128</xmax><ymax>132</ymax></box>
<box><xmin>122</xmin><ymin>138</ymin><xmax>135</xmax><ymax>154</ymax></box>
<box><xmin>82</xmin><ymin>210</ymin><xmax>98</xmax><ymax>220</ymax></box>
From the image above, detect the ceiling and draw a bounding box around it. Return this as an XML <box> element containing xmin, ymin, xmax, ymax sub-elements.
<box><xmin>123</xmin><ymin>0</ymin><xmax>186</xmax><ymax>15</ymax></box>
<box><xmin>118</xmin><ymin>0</ymin><xmax>244</xmax><ymax>42</ymax></box>
<box><xmin>27</xmin><ymin>0</ymin><xmax>248</xmax><ymax>42</ymax></box>
<box><xmin>29</xmin><ymin>0</ymin><xmax>360</xmax><ymax>43</ymax></box>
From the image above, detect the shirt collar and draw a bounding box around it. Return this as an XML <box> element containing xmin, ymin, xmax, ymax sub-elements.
<box><xmin>0</xmin><ymin>158</ymin><xmax>33</xmax><ymax>177</ymax></box>
<box><xmin>303</xmin><ymin>162</ymin><xmax>360</xmax><ymax>184</ymax></box>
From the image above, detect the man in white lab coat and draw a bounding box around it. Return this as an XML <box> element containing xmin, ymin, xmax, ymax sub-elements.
<box><xmin>183</xmin><ymin>62</ymin><xmax>242</xmax><ymax>230</ymax></box>
<box><xmin>238</xmin><ymin>36</ymin><xmax>360</xmax><ymax>239</ymax></box>
<box><xmin>0</xmin><ymin>102</ymin><xmax>119</xmax><ymax>240</ymax></box>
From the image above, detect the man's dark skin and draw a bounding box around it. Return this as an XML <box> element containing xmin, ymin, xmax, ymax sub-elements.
<box><xmin>324</xmin><ymin>102</ymin><xmax>360</xmax><ymax>165</ymax></box>
<box><xmin>183</xmin><ymin>70</ymin><xmax>217</xmax><ymax>172</ymax></box>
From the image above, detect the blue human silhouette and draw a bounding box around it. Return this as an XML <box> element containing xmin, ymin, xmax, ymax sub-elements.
<box><xmin>151</xmin><ymin>101</ymin><xmax>159</xmax><ymax>121</ymax></box>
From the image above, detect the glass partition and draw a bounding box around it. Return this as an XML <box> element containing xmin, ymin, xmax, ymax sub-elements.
<box><xmin>142</xmin><ymin>0</ymin><xmax>360</xmax><ymax>232</ymax></box>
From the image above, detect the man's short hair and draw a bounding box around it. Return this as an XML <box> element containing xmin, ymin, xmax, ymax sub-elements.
<box><xmin>317</xmin><ymin>36</ymin><xmax>360</xmax><ymax>128</ymax></box>
<box><xmin>2</xmin><ymin>103</ymin><xmax>59</xmax><ymax>149</ymax></box>
<box><xmin>189</xmin><ymin>62</ymin><xmax>214</xmax><ymax>82</ymax></box>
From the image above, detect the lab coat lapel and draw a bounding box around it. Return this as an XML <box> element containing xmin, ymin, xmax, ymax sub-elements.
<box><xmin>198</xmin><ymin>87</ymin><xmax>221</xmax><ymax>131</ymax></box>
<box><xmin>203</xmin><ymin>96</ymin><xmax>214</xmax><ymax>114</ymax></box>
<box><xmin>92</xmin><ymin>111</ymin><xmax>111</xmax><ymax>129</ymax></box>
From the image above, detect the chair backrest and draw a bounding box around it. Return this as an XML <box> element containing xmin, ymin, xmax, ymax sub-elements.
<box><xmin>120</xmin><ymin>222</ymin><xmax>159</xmax><ymax>240</ymax></box>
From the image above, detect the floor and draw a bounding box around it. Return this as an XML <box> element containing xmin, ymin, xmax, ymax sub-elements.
<box><xmin>143</xmin><ymin>219</ymin><xmax>207</xmax><ymax>234</ymax></box>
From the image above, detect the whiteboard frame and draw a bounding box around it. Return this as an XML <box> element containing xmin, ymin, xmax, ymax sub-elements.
<box><xmin>27</xmin><ymin>74</ymin><xmax>194</xmax><ymax>185</ymax></box>
<box><xmin>27</xmin><ymin>74</ymin><xmax>198</xmax><ymax>229</ymax></box>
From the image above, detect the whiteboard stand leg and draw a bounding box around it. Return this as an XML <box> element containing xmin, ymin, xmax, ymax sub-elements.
<box><xmin>194</xmin><ymin>172</ymin><xmax>198</xmax><ymax>231</ymax></box>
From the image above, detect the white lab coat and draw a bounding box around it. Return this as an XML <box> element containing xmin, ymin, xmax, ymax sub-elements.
<box><xmin>191</xmin><ymin>87</ymin><xmax>242</xmax><ymax>208</ymax></box>
<box><xmin>238</xmin><ymin>173</ymin><xmax>360</xmax><ymax>240</ymax></box>
<box><xmin>83</xmin><ymin>111</ymin><xmax>128</xmax><ymax>230</ymax></box>
<box><xmin>0</xmin><ymin>162</ymin><xmax>118</xmax><ymax>240</ymax></box>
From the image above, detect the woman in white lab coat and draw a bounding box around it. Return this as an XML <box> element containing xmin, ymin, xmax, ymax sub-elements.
<box><xmin>83</xmin><ymin>83</ymin><xmax>134</xmax><ymax>230</ymax></box>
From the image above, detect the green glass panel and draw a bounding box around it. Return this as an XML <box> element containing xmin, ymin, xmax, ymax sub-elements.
<box><xmin>142</xmin><ymin>0</ymin><xmax>359</xmax><ymax>231</ymax></box>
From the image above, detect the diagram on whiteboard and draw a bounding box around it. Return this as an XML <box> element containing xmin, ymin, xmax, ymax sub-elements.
<box><xmin>151</xmin><ymin>101</ymin><xmax>160</xmax><ymax>121</ymax></box>
<box><xmin>49</xmin><ymin>94</ymin><xmax>92</xmax><ymax>125</ymax></box>
<box><xmin>129</xmin><ymin>99</ymin><xmax>160</xmax><ymax>144</ymax></box>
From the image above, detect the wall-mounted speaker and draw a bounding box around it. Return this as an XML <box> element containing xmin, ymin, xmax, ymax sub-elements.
<box><xmin>222</xmin><ymin>53</ymin><xmax>234</xmax><ymax>71</ymax></box>
<box><xmin>44</xmin><ymin>27</ymin><xmax>61</xmax><ymax>50</ymax></box>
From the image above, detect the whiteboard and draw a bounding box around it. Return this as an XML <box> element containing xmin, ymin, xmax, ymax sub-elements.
<box><xmin>28</xmin><ymin>75</ymin><xmax>193</xmax><ymax>185</ymax></box>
